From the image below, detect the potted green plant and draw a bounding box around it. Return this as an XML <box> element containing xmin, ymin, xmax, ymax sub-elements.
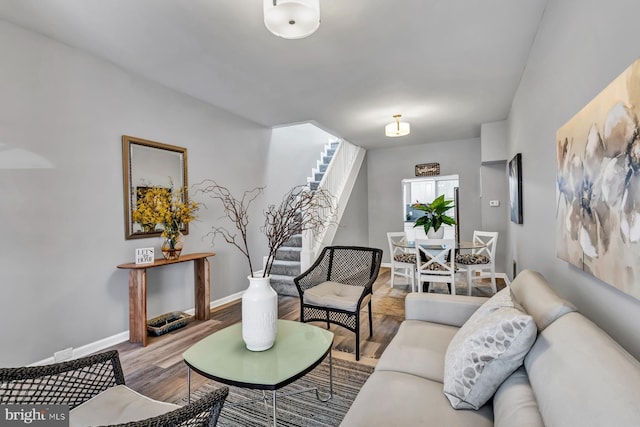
<box><xmin>412</xmin><ymin>194</ymin><xmax>456</xmax><ymax>238</ymax></box>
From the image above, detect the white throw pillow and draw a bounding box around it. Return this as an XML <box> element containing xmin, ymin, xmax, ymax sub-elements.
<box><xmin>443</xmin><ymin>289</ymin><xmax>537</xmax><ymax>410</ymax></box>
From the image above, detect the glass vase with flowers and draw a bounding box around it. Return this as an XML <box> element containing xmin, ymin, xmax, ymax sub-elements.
<box><xmin>132</xmin><ymin>185</ymin><xmax>199</xmax><ymax>260</ymax></box>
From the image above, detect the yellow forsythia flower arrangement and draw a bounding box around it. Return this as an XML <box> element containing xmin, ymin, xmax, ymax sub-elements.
<box><xmin>132</xmin><ymin>186</ymin><xmax>198</xmax><ymax>247</ymax></box>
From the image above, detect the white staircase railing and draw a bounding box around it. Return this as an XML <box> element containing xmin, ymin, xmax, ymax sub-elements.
<box><xmin>301</xmin><ymin>138</ymin><xmax>366</xmax><ymax>270</ymax></box>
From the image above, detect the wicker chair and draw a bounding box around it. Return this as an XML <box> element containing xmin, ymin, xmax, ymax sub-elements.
<box><xmin>295</xmin><ymin>246</ymin><xmax>383</xmax><ymax>361</ymax></box>
<box><xmin>0</xmin><ymin>350</ymin><xmax>228</xmax><ymax>427</ymax></box>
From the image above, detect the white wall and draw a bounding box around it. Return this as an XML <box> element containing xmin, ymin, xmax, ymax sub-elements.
<box><xmin>481</xmin><ymin>120</ymin><xmax>508</xmax><ymax>163</ymax></box>
<box><xmin>479</xmin><ymin>120</ymin><xmax>509</xmax><ymax>274</ymax></box>
<box><xmin>263</xmin><ymin>124</ymin><xmax>371</xmax><ymax>259</ymax></box>
<box><xmin>0</xmin><ymin>20</ymin><xmax>270</xmax><ymax>366</ymax></box>
<box><xmin>263</xmin><ymin>123</ymin><xmax>334</xmax><ymax>207</ymax></box>
<box><xmin>367</xmin><ymin>138</ymin><xmax>483</xmax><ymax>263</ymax></box>
<box><xmin>331</xmin><ymin>159</ymin><xmax>370</xmax><ymax>247</ymax></box>
<box><xmin>508</xmin><ymin>0</ymin><xmax>640</xmax><ymax>359</ymax></box>
<box><xmin>480</xmin><ymin>163</ymin><xmax>509</xmax><ymax>274</ymax></box>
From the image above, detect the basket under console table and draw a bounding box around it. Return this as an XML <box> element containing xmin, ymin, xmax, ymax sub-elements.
<box><xmin>117</xmin><ymin>252</ymin><xmax>215</xmax><ymax>346</ymax></box>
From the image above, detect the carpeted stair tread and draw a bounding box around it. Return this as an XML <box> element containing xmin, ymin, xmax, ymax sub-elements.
<box><xmin>284</xmin><ymin>234</ymin><xmax>303</xmax><ymax>247</ymax></box>
<box><xmin>270</xmin><ymin>274</ymin><xmax>299</xmax><ymax>297</ymax></box>
<box><xmin>270</xmin><ymin>260</ymin><xmax>301</xmax><ymax>276</ymax></box>
<box><xmin>276</xmin><ymin>246</ymin><xmax>302</xmax><ymax>261</ymax></box>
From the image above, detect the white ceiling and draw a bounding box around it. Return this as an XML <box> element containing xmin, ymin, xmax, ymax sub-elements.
<box><xmin>0</xmin><ymin>0</ymin><xmax>547</xmax><ymax>149</ymax></box>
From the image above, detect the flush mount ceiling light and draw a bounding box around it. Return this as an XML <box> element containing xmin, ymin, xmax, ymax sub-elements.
<box><xmin>264</xmin><ymin>0</ymin><xmax>320</xmax><ymax>39</ymax></box>
<box><xmin>385</xmin><ymin>114</ymin><xmax>411</xmax><ymax>137</ymax></box>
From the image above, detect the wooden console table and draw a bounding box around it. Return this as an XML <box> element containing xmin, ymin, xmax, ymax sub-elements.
<box><xmin>117</xmin><ymin>252</ymin><xmax>215</xmax><ymax>346</ymax></box>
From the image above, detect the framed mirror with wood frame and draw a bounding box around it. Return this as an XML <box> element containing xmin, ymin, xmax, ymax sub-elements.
<box><xmin>122</xmin><ymin>135</ymin><xmax>189</xmax><ymax>240</ymax></box>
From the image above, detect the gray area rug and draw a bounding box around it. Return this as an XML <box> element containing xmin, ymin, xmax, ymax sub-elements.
<box><xmin>178</xmin><ymin>357</ymin><xmax>373</xmax><ymax>427</ymax></box>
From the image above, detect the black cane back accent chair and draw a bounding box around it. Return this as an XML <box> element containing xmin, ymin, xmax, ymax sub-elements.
<box><xmin>0</xmin><ymin>350</ymin><xmax>228</xmax><ymax>427</ymax></box>
<box><xmin>295</xmin><ymin>246</ymin><xmax>383</xmax><ymax>360</ymax></box>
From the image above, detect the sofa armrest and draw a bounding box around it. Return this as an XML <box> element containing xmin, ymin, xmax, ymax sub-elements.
<box><xmin>405</xmin><ymin>293</ymin><xmax>488</xmax><ymax>327</ymax></box>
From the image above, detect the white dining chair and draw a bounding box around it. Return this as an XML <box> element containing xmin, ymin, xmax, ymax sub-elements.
<box><xmin>387</xmin><ymin>232</ymin><xmax>416</xmax><ymax>291</ymax></box>
<box><xmin>414</xmin><ymin>239</ymin><xmax>457</xmax><ymax>295</ymax></box>
<box><xmin>455</xmin><ymin>231</ymin><xmax>498</xmax><ymax>295</ymax></box>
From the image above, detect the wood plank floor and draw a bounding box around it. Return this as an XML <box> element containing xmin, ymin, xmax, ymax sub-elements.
<box><xmin>105</xmin><ymin>267</ymin><xmax>405</xmax><ymax>403</ymax></box>
<box><xmin>105</xmin><ymin>267</ymin><xmax>503</xmax><ymax>403</ymax></box>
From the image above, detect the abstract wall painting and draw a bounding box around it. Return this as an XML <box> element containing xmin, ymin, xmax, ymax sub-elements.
<box><xmin>556</xmin><ymin>58</ymin><xmax>640</xmax><ymax>299</ymax></box>
<box><xmin>509</xmin><ymin>153</ymin><xmax>523</xmax><ymax>224</ymax></box>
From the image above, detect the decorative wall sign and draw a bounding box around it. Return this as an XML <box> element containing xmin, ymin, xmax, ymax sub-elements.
<box><xmin>135</xmin><ymin>247</ymin><xmax>155</xmax><ymax>265</ymax></box>
<box><xmin>508</xmin><ymin>153</ymin><xmax>523</xmax><ymax>224</ymax></box>
<box><xmin>415</xmin><ymin>162</ymin><xmax>440</xmax><ymax>176</ymax></box>
<box><xmin>556</xmin><ymin>58</ymin><xmax>640</xmax><ymax>300</ymax></box>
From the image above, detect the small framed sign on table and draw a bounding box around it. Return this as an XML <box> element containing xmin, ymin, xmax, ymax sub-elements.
<box><xmin>135</xmin><ymin>248</ymin><xmax>155</xmax><ymax>265</ymax></box>
<box><xmin>415</xmin><ymin>162</ymin><xmax>440</xmax><ymax>176</ymax></box>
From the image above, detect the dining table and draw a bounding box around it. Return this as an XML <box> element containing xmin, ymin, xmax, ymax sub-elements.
<box><xmin>393</xmin><ymin>239</ymin><xmax>487</xmax><ymax>293</ymax></box>
<box><xmin>394</xmin><ymin>240</ymin><xmax>486</xmax><ymax>251</ymax></box>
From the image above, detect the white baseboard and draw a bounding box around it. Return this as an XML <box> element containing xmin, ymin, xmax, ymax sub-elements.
<box><xmin>496</xmin><ymin>272</ymin><xmax>510</xmax><ymax>286</ymax></box>
<box><xmin>182</xmin><ymin>291</ymin><xmax>244</xmax><ymax>316</ymax></box>
<box><xmin>475</xmin><ymin>272</ymin><xmax>510</xmax><ymax>286</ymax></box>
<box><xmin>31</xmin><ymin>292</ymin><xmax>244</xmax><ymax>366</ymax></box>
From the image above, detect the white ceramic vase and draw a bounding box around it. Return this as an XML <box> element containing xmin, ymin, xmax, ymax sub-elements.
<box><xmin>242</xmin><ymin>275</ymin><xmax>278</xmax><ymax>351</ymax></box>
<box><xmin>427</xmin><ymin>227</ymin><xmax>445</xmax><ymax>239</ymax></box>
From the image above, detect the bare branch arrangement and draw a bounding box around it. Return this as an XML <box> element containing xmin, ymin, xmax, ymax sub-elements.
<box><xmin>263</xmin><ymin>185</ymin><xmax>335</xmax><ymax>276</ymax></box>
<box><xmin>195</xmin><ymin>180</ymin><xmax>265</xmax><ymax>275</ymax></box>
<box><xmin>195</xmin><ymin>180</ymin><xmax>335</xmax><ymax>278</ymax></box>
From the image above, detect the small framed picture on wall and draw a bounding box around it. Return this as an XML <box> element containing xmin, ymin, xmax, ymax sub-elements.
<box><xmin>415</xmin><ymin>162</ymin><xmax>440</xmax><ymax>176</ymax></box>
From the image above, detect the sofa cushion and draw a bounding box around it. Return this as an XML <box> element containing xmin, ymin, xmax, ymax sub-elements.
<box><xmin>525</xmin><ymin>312</ymin><xmax>640</xmax><ymax>427</ymax></box>
<box><xmin>69</xmin><ymin>384</ymin><xmax>180</xmax><ymax>427</ymax></box>
<box><xmin>303</xmin><ymin>281</ymin><xmax>364</xmax><ymax>311</ymax></box>
<box><xmin>493</xmin><ymin>367</ymin><xmax>544</xmax><ymax>427</ymax></box>
<box><xmin>375</xmin><ymin>319</ymin><xmax>459</xmax><ymax>382</ymax></box>
<box><xmin>510</xmin><ymin>269</ymin><xmax>576</xmax><ymax>330</ymax></box>
<box><xmin>443</xmin><ymin>300</ymin><xmax>537</xmax><ymax>410</ymax></box>
<box><xmin>339</xmin><ymin>371</ymin><xmax>493</xmax><ymax>427</ymax></box>
<box><xmin>405</xmin><ymin>293</ymin><xmax>487</xmax><ymax>327</ymax></box>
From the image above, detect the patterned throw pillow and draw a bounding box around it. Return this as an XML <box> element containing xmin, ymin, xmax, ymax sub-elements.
<box><xmin>443</xmin><ymin>289</ymin><xmax>537</xmax><ymax>410</ymax></box>
<box><xmin>423</xmin><ymin>263</ymin><xmax>448</xmax><ymax>271</ymax></box>
<box><xmin>455</xmin><ymin>253</ymin><xmax>490</xmax><ymax>265</ymax></box>
<box><xmin>393</xmin><ymin>253</ymin><xmax>416</xmax><ymax>263</ymax></box>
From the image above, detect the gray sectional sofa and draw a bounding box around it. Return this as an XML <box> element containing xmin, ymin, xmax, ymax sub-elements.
<box><xmin>340</xmin><ymin>269</ymin><xmax>640</xmax><ymax>426</ymax></box>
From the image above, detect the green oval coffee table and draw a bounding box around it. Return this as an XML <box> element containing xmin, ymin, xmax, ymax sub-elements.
<box><xmin>183</xmin><ymin>319</ymin><xmax>334</xmax><ymax>426</ymax></box>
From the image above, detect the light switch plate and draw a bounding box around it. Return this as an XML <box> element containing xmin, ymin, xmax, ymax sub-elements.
<box><xmin>489</xmin><ymin>200</ymin><xmax>500</xmax><ymax>207</ymax></box>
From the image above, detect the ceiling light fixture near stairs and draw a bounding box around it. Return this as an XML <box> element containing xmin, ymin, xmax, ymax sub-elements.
<box><xmin>263</xmin><ymin>0</ymin><xmax>320</xmax><ymax>39</ymax></box>
<box><xmin>385</xmin><ymin>114</ymin><xmax>411</xmax><ymax>137</ymax></box>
